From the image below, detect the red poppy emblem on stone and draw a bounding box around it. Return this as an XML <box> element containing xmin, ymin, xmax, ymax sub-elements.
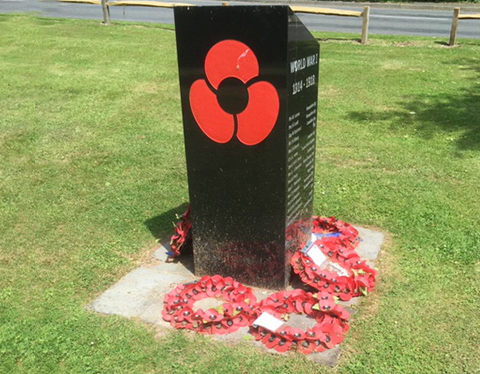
<box><xmin>189</xmin><ymin>40</ymin><xmax>280</xmax><ymax>146</ymax></box>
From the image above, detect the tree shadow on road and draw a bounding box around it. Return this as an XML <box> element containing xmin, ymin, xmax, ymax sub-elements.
<box><xmin>347</xmin><ymin>58</ymin><xmax>480</xmax><ymax>152</ymax></box>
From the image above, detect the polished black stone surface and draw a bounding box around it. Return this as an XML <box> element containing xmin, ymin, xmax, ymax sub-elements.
<box><xmin>175</xmin><ymin>6</ymin><xmax>319</xmax><ymax>289</ymax></box>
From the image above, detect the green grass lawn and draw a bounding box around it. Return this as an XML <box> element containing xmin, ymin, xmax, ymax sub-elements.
<box><xmin>1</xmin><ymin>14</ymin><xmax>479</xmax><ymax>374</ymax></box>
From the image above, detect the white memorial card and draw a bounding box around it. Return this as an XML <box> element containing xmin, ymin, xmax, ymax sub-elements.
<box><xmin>303</xmin><ymin>233</ymin><xmax>350</xmax><ymax>277</ymax></box>
<box><xmin>303</xmin><ymin>234</ymin><xmax>327</xmax><ymax>266</ymax></box>
<box><xmin>306</xmin><ymin>244</ymin><xmax>327</xmax><ymax>266</ymax></box>
<box><xmin>328</xmin><ymin>262</ymin><xmax>350</xmax><ymax>277</ymax></box>
<box><xmin>253</xmin><ymin>312</ymin><xmax>285</xmax><ymax>332</ymax></box>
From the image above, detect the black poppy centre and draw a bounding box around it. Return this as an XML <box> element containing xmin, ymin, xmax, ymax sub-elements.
<box><xmin>216</xmin><ymin>77</ymin><xmax>249</xmax><ymax>115</ymax></box>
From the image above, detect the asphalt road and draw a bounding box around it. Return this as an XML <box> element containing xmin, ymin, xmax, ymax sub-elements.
<box><xmin>0</xmin><ymin>0</ymin><xmax>478</xmax><ymax>39</ymax></box>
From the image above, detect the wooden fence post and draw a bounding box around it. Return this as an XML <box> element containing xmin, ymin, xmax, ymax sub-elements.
<box><xmin>101</xmin><ymin>0</ymin><xmax>111</xmax><ymax>24</ymax></box>
<box><xmin>361</xmin><ymin>6</ymin><xmax>370</xmax><ymax>45</ymax></box>
<box><xmin>449</xmin><ymin>7</ymin><xmax>460</xmax><ymax>46</ymax></box>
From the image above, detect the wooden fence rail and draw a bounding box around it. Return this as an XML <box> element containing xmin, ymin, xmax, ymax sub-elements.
<box><xmin>290</xmin><ymin>5</ymin><xmax>370</xmax><ymax>44</ymax></box>
<box><xmin>58</xmin><ymin>0</ymin><xmax>371</xmax><ymax>43</ymax></box>
<box><xmin>449</xmin><ymin>7</ymin><xmax>480</xmax><ymax>46</ymax></box>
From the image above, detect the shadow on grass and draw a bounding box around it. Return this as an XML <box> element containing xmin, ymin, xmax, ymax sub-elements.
<box><xmin>434</xmin><ymin>41</ymin><xmax>450</xmax><ymax>47</ymax></box>
<box><xmin>347</xmin><ymin>58</ymin><xmax>480</xmax><ymax>151</ymax></box>
<box><xmin>144</xmin><ymin>202</ymin><xmax>189</xmax><ymax>241</ymax></box>
<box><xmin>316</xmin><ymin>37</ymin><xmax>361</xmax><ymax>44</ymax></box>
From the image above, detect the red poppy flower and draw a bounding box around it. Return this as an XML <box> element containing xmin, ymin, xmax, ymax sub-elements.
<box><xmin>265</xmin><ymin>335</ymin><xmax>281</xmax><ymax>349</ymax></box>
<box><xmin>287</xmin><ymin>328</ymin><xmax>306</xmax><ymax>341</ymax></box>
<box><xmin>254</xmin><ymin>328</ymin><xmax>268</xmax><ymax>341</ymax></box>
<box><xmin>163</xmin><ymin>292</ymin><xmax>178</xmax><ymax>306</ymax></box>
<box><xmin>173</xmin><ymin>306</ymin><xmax>194</xmax><ymax>323</ymax></box>
<box><xmin>262</xmin><ymin>296</ymin><xmax>281</xmax><ymax>308</ymax></box>
<box><xmin>229</xmin><ymin>285</ymin><xmax>250</xmax><ymax>302</ymax></box>
<box><xmin>209</xmin><ymin>274</ymin><xmax>224</xmax><ymax>286</ymax></box>
<box><xmin>321</xmin><ymin>322</ymin><xmax>344</xmax><ymax>348</ymax></box>
<box><xmin>199</xmin><ymin>308</ymin><xmax>223</xmax><ymax>323</ymax></box>
<box><xmin>205</xmin><ymin>284</ymin><xmax>221</xmax><ymax>297</ymax></box>
<box><xmin>317</xmin><ymin>292</ymin><xmax>336</xmax><ymax>312</ymax></box>
<box><xmin>231</xmin><ymin>314</ymin><xmax>249</xmax><ymax>327</ymax></box>
<box><xmin>333</xmin><ymin>305</ymin><xmax>351</xmax><ymax>321</ymax></box>
<box><xmin>297</xmin><ymin>340</ymin><xmax>315</xmax><ymax>355</ymax></box>
<box><xmin>261</xmin><ymin>331</ymin><xmax>274</xmax><ymax>345</ymax></box>
<box><xmin>228</xmin><ymin>301</ymin><xmax>249</xmax><ymax>317</ymax></box>
<box><xmin>222</xmin><ymin>277</ymin><xmax>234</xmax><ymax>287</ymax></box>
<box><xmin>161</xmin><ymin>307</ymin><xmax>174</xmax><ymax>322</ymax></box>
<box><xmin>354</xmin><ymin>274</ymin><xmax>370</xmax><ymax>288</ymax></box>
<box><xmin>307</xmin><ymin>327</ymin><xmax>327</xmax><ymax>344</ymax></box>
<box><xmin>274</xmin><ymin>338</ymin><xmax>291</xmax><ymax>353</ymax></box>
<box><xmin>294</xmin><ymin>297</ymin><xmax>315</xmax><ymax>315</ymax></box>
<box><xmin>189</xmin><ymin>40</ymin><xmax>279</xmax><ymax>146</ymax></box>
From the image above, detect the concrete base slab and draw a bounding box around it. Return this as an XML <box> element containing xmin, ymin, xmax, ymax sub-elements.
<box><xmin>356</xmin><ymin>226</ymin><xmax>384</xmax><ymax>261</ymax></box>
<box><xmin>88</xmin><ymin>225</ymin><xmax>384</xmax><ymax>366</ymax></box>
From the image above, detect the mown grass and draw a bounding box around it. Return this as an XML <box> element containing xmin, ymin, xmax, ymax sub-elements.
<box><xmin>0</xmin><ymin>14</ymin><xmax>479</xmax><ymax>374</ymax></box>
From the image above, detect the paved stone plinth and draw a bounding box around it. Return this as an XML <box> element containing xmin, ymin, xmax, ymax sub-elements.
<box><xmin>88</xmin><ymin>226</ymin><xmax>384</xmax><ymax>366</ymax></box>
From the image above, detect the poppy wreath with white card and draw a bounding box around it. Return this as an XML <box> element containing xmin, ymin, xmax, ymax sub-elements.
<box><xmin>291</xmin><ymin>219</ymin><xmax>378</xmax><ymax>301</ymax></box>
<box><xmin>162</xmin><ymin>275</ymin><xmax>257</xmax><ymax>334</ymax></box>
<box><xmin>249</xmin><ymin>289</ymin><xmax>350</xmax><ymax>354</ymax></box>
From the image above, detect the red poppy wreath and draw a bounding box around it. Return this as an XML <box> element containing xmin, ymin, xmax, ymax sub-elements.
<box><xmin>169</xmin><ymin>206</ymin><xmax>191</xmax><ymax>258</ymax></box>
<box><xmin>291</xmin><ymin>216</ymin><xmax>378</xmax><ymax>301</ymax></box>
<box><xmin>249</xmin><ymin>289</ymin><xmax>350</xmax><ymax>354</ymax></box>
<box><xmin>189</xmin><ymin>39</ymin><xmax>279</xmax><ymax>146</ymax></box>
<box><xmin>162</xmin><ymin>275</ymin><xmax>257</xmax><ymax>334</ymax></box>
<box><xmin>312</xmin><ymin>215</ymin><xmax>361</xmax><ymax>249</ymax></box>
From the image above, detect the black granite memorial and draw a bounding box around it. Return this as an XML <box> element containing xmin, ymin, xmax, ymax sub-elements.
<box><xmin>174</xmin><ymin>5</ymin><xmax>319</xmax><ymax>289</ymax></box>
